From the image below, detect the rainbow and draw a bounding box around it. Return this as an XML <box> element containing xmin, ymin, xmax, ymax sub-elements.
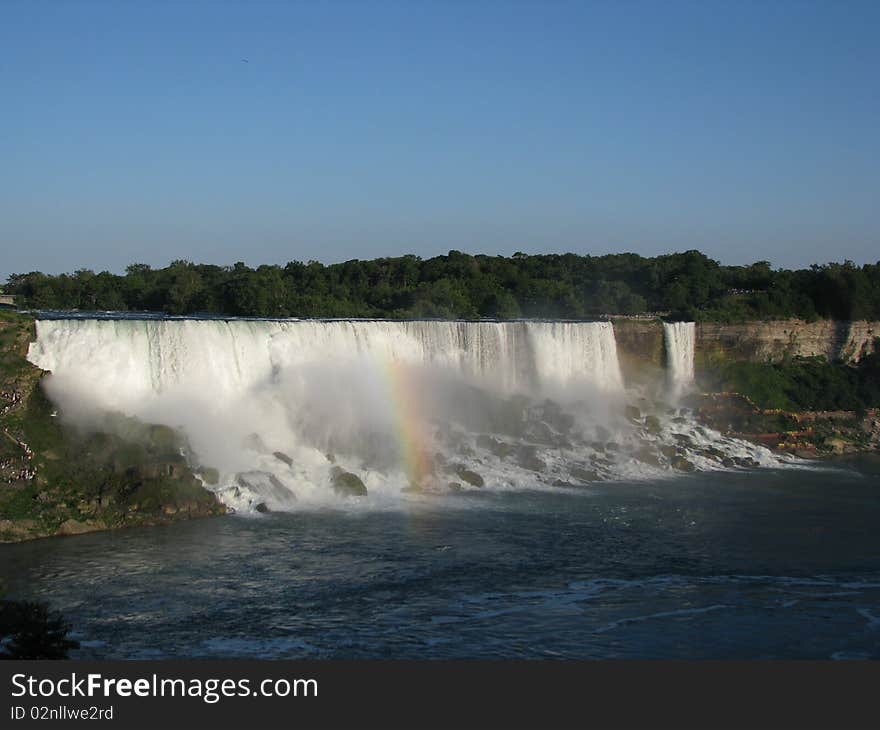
<box><xmin>382</xmin><ymin>358</ymin><xmax>431</xmax><ymax>488</ymax></box>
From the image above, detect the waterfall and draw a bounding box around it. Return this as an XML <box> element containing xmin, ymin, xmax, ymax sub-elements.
<box><xmin>26</xmin><ymin>316</ymin><xmax>777</xmax><ymax>510</ymax></box>
<box><xmin>663</xmin><ymin>322</ymin><xmax>695</xmax><ymax>394</ymax></box>
<box><xmin>27</xmin><ymin>318</ymin><xmax>624</xmax><ymax>407</ymax></box>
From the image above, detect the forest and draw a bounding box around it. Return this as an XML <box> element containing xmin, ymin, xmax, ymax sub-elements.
<box><xmin>5</xmin><ymin>250</ymin><xmax>880</xmax><ymax>321</ymax></box>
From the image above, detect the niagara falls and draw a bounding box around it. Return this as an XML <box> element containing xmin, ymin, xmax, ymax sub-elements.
<box><xmin>24</xmin><ymin>316</ymin><xmax>776</xmax><ymax>514</ymax></box>
<box><xmin>3</xmin><ymin>6</ymin><xmax>880</xmax><ymax>710</ymax></box>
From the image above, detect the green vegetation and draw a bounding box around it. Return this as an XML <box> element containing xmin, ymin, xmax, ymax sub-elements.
<box><xmin>6</xmin><ymin>251</ymin><xmax>880</xmax><ymax>321</ymax></box>
<box><xmin>0</xmin><ymin>311</ymin><xmax>225</xmax><ymax>542</ymax></box>
<box><xmin>0</xmin><ymin>595</ymin><xmax>79</xmax><ymax>659</ymax></box>
<box><xmin>704</xmin><ymin>348</ymin><xmax>880</xmax><ymax>412</ymax></box>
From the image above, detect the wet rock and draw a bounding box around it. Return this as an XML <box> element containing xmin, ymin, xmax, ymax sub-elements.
<box><xmin>273</xmin><ymin>451</ymin><xmax>293</xmax><ymax>467</ymax></box>
<box><xmin>198</xmin><ymin>467</ymin><xmax>220</xmax><ymax>485</ymax></box>
<box><xmin>455</xmin><ymin>468</ymin><xmax>484</xmax><ymax>487</ymax></box>
<box><xmin>570</xmin><ymin>466</ymin><xmax>600</xmax><ymax>482</ymax></box>
<box><xmin>624</xmin><ymin>405</ymin><xmax>641</xmax><ymax>422</ymax></box>
<box><xmin>671</xmin><ymin>456</ymin><xmax>696</xmax><ymax>472</ymax></box>
<box><xmin>330</xmin><ymin>466</ymin><xmax>368</xmax><ymax>496</ymax></box>
<box><xmin>540</xmin><ymin>399</ymin><xmax>576</xmax><ymax>433</ymax></box>
<box><xmin>660</xmin><ymin>444</ymin><xmax>679</xmax><ymax>459</ymax></box>
<box><xmin>636</xmin><ymin>448</ymin><xmax>662</xmax><ymax>467</ymax></box>
<box><xmin>552</xmin><ymin>479</ymin><xmax>577</xmax><ymax>488</ymax></box>
<box><xmin>255</xmin><ymin>502</ymin><xmax>270</xmax><ymax>513</ymax></box>
<box><xmin>645</xmin><ymin>415</ymin><xmax>662</xmax><ymax>435</ymax></box>
<box><xmin>721</xmin><ymin>457</ymin><xmax>735</xmax><ymax>467</ymax></box>
<box><xmin>673</xmin><ymin>433</ymin><xmax>694</xmax><ymax>448</ymax></box>
<box><xmin>477</xmin><ymin>434</ymin><xmax>510</xmax><ymax>458</ymax></box>
<box><xmin>527</xmin><ymin>421</ymin><xmax>558</xmax><ymax>446</ymax></box>
<box><xmin>516</xmin><ymin>445</ymin><xmax>546</xmax><ymax>472</ymax></box>
<box><xmin>267</xmin><ymin>474</ymin><xmax>294</xmax><ymax>501</ymax></box>
<box><xmin>57</xmin><ymin>519</ymin><xmax>96</xmax><ymax>536</ymax></box>
<box><xmin>447</xmin><ymin>482</ymin><xmax>463</xmax><ymax>492</ymax></box>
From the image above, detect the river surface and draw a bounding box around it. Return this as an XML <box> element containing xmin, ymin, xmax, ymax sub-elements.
<box><xmin>2</xmin><ymin>460</ymin><xmax>880</xmax><ymax>659</ymax></box>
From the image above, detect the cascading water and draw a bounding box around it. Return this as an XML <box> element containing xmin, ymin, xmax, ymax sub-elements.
<box><xmin>27</xmin><ymin>316</ymin><xmax>779</xmax><ymax>512</ymax></box>
<box><xmin>663</xmin><ymin>322</ymin><xmax>695</xmax><ymax>397</ymax></box>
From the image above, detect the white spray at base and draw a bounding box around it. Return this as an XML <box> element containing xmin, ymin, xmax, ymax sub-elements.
<box><xmin>27</xmin><ymin>317</ymin><xmax>782</xmax><ymax>513</ymax></box>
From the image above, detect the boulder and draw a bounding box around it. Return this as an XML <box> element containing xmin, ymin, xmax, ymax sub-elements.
<box><xmin>330</xmin><ymin>466</ymin><xmax>368</xmax><ymax>496</ymax></box>
<box><xmin>636</xmin><ymin>448</ymin><xmax>662</xmax><ymax>467</ymax></box>
<box><xmin>671</xmin><ymin>456</ymin><xmax>696</xmax><ymax>472</ymax></box>
<box><xmin>57</xmin><ymin>519</ymin><xmax>96</xmax><ymax>536</ymax></box>
<box><xmin>660</xmin><ymin>444</ymin><xmax>678</xmax><ymax>459</ymax></box>
<box><xmin>255</xmin><ymin>502</ymin><xmax>271</xmax><ymax>513</ymax></box>
<box><xmin>645</xmin><ymin>415</ymin><xmax>662</xmax><ymax>435</ymax></box>
<box><xmin>273</xmin><ymin>451</ymin><xmax>293</xmax><ymax>467</ymax></box>
<box><xmin>516</xmin><ymin>446</ymin><xmax>546</xmax><ymax>472</ymax></box>
<box><xmin>456</xmin><ymin>468</ymin><xmax>484</xmax><ymax>487</ymax></box>
<box><xmin>477</xmin><ymin>434</ymin><xmax>515</xmax><ymax>459</ymax></box>
<box><xmin>570</xmin><ymin>466</ymin><xmax>600</xmax><ymax>482</ymax></box>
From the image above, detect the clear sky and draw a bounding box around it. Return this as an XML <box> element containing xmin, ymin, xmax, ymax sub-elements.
<box><xmin>1</xmin><ymin>0</ymin><xmax>878</xmax><ymax>279</ymax></box>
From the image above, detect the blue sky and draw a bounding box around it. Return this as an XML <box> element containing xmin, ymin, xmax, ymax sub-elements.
<box><xmin>1</xmin><ymin>0</ymin><xmax>878</xmax><ymax>277</ymax></box>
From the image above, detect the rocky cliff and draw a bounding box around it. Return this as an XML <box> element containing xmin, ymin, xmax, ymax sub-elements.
<box><xmin>696</xmin><ymin>319</ymin><xmax>880</xmax><ymax>364</ymax></box>
<box><xmin>613</xmin><ymin>316</ymin><xmax>879</xmax><ymax>373</ymax></box>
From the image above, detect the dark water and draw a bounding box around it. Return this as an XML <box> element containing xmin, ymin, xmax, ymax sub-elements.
<box><xmin>3</xmin><ymin>460</ymin><xmax>880</xmax><ymax>659</ymax></box>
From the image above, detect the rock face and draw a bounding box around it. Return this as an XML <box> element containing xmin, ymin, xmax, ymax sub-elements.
<box><xmin>455</xmin><ymin>468</ymin><xmax>484</xmax><ymax>487</ymax></box>
<box><xmin>613</xmin><ymin>318</ymin><xmax>665</xmax><ymax>379</ymax></box>
<box><xmin>612</xmin><ymin>316</ymin><xmax>880</xmax><ymax>372</ymax></box>
<box><xmin>696</xmin><ymin>319</ymin><xmax>880</xmax><ymax>364</ymax></box>
<box><xmin>330</xmin><ymin>466</ymin><xmax>368</xmax><ymax>497</ymax></box>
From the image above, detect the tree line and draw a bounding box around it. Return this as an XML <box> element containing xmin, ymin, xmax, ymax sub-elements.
<box><xmin>5</xmin><ymin>250</ymin><xmax>880</xmax><ymax>321</ymax></box>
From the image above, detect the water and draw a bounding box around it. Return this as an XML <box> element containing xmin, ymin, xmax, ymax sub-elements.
<box><xmin>25</xmin><ymin>316</ymin><xmax>777</xmax><ymax>513</ymax></box>
<box><xmin>2</xmin><ymin>461</ymin><xmax>879</xmax><ymax>659</ymax></box>
<box><xmin>663</xmin><ymin>321</ymin><xmax>695</xmax><ymax>396</ymax></box>
<box><xmin>12</xmin><ymin>314</ymin><xmax>875</xmax><ymax>658</ymax></box>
